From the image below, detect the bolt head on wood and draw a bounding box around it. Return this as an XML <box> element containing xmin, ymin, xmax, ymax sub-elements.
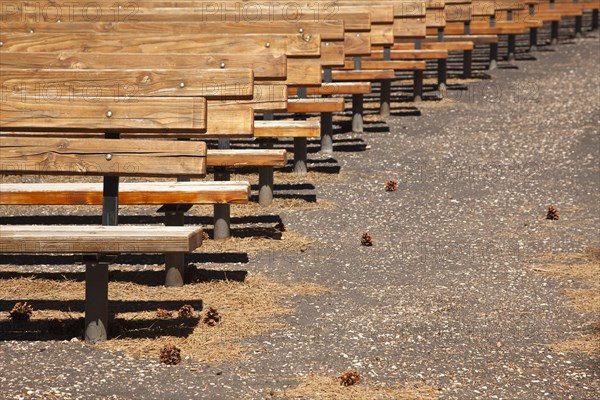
<box><xmin>106</xmin><ymin>110</ymin><xmax>113</xmax><ymax>118</ymax></box>
<box><xmin>105</xmin><ymin>153</ymin><xmax>112</xmax><ymax>161</ymax></box>
<box><xmin>179</xmin><ymin>82</ymin><xmax>185</xmax><ymax>88</ymax></box>
<box><xmin>0</xmin><ymin>41</ymin><xmax>4</xmax><ymax>47</ymax></box>
<box><xmin>220</xmin><ymin>63</ymin><xmax>225</xmax><ymax>68</ymax></box>
<box><xmin>265</xmin><ymin>42</ymin><xmax>271</xmax><ymax>48</ymax></box>
<box><xmin>299</xmin><ymin>28</ymin><xmax>304</xmax><ymax>33</ymax></box>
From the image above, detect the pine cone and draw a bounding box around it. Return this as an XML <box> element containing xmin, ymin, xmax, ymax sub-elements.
<box><xmin>9</xmin><ymin>302</ymin><xmax>33</xmax><ymax>322</ymax></box>
<box><xmin>178</xmin><ymin>304</ymin><xmax>195</xmax><ymax>319</ymax></box>
<box><xmin>361</xmin><ymin>233</ymin><xmax>373</xmax><ymax>247</ymax></box>
<box><xmin>156</xmin><ymin>308</ymin><xmax>173</xmax><ymax>319</ymax></box>
<box><xmin>203</xmin><ymin>307</ymin><xmax>221</xmax><ymax>326</ymax></box>
<box><xmin>385</xmin><ymin>179</ymin><xmax>398</xmax><ymax>192</ymax></box>
<box><xmin>160</xmin><ymin>344</ymin><xmax>182</xmax><ymax>365</ymax></box>
<box><xmin>546</xmin><ymin>206</ymin><xmax>560</xmax><ymax>220</ymax></box>
<box><xmin>339</xmin><ymin>370</ymin><xmax>361</xmax><ymax>387</ymax></box>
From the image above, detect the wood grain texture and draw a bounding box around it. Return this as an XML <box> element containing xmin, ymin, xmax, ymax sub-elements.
<box><xmin>1</xmin><ymin>96</ymin><xmax>207</xmax><ymax>132</ymax></box>
<box><xmin>254</xmin><ymin>120</ymin><xmax>320</xmax><ymax>138</ymax></box>
<box><xmin>393</xmin><ymin>18</ymin><xmax>427</xmax><ymax>38</ymax></box>
<box><xmin>289</xmin><ymin>82</ymin><xmax>371</xmax><ymax>96</ymax></box>
<box><xmin>371</xmin><ymin>48</ymin><xmax>449</xmax><ymax>59</ymax></box>
<box><xmin>344</xmin><ymin>33</ymin><xmax>372</xmax><ymax>56</ymax></box>
<box><xmin>0</xmin><ymin>181</ymin><xmax>251</xmax><ymax>205</ymax></box>
<box><xmin>0</xmin><ymin>52</ymin><xmax>287</xmax><ymax>79</ymax></box>
<box><xmin>287</xmin><ymin>98</ymin><xmax>345</xmax><ymax>113</ymax></box>
<box><xmin>0</xmin><ymin>33</ymin><xmax>320</xmax><ymax>57</ymax></box>
<box><xmin>1</xmin><ymin>68</ymin><xmax>254</xmax><ymax>99</ymax></box>
<box><xmin>205</xmin><ymin>104</ymin><xmax>254</xmax><ymax>136</ymax></box>
<box><xmin>332</xmin><ymin>70</ymin><xmax>396</xmax><ymax>81</ymax></box>
<box><xmin>370</xmin><ymin>24</ymin><xmax>395</xmax><ymax>45</ymax></box>
<box><xmin>0</xmin><ymin>21</ymin><xmax>345</xmax><ymax>40</ymax></box>
<box><xmin>207</xmin><ymin>149</ymin><xmax>287</xmax><ymax>167</ymax></box>
<box><xmin>344</xmin><ymin>60</ymin><xmax>427</xmax><ymax>70</ymax></box>
<box><xmin>0</xmin><ymin>225</ymin><xmax>204</xmax><ymax>254</ymax></box>
<box><xmin>0</xmin><ymin>137</ymin><xmax>207</xmax><ymax>177</ymax></box>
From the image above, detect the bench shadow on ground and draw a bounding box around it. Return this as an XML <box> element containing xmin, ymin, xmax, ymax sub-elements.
<box><xmin>0</xmin><ymin>266</ymin><xmax>248</xmax><ymax>340</ymax></box>
<box><xmin>0</xmin><ymin>307</ymin><xmax>202</xmax><ymax>341</ymax></box>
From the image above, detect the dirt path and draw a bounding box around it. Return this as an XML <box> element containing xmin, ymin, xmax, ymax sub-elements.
<box><xmin>1</xmin><ymin>36</ymin><xmax>598</xmax><ymax>400</ymax></box>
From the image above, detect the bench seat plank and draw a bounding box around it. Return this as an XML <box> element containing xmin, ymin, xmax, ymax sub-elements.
<box><xmin>254</xmin><ymin>120</ymin><xmax>320</xmax><ymax>138</ymax></box>
<box><xmin>288</xmin><ymin>83</ymin><xmax>371</xmax><ymax>96</ymax></box>
<box><xmin>0</xmin><ymin>182</ymin><xmax>251</xmax><ymax>205</ymax></box>
<box><xmin>332</xmin><ymin>70</ymin><xmax>396</xmax><ymax>81</ymax></box>
<box><xmin>287</xmin><ymin>98</ymin><xmax>345</xmax><ymax>113</ymax></box>
<box><xmin>0</xmin><ymin>225</ymin><xmax>203</xmax><ymax>253</ymax></box>
<box><xmin>207</xmin><ymin>149</ymin><xmax>287</xmax><ymax>167</ymax></box>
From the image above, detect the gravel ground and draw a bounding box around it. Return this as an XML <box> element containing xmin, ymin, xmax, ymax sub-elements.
<box><xmin>1</xmin><ymin>30</ymin><xmax>599</xmax><ymax>400</ymax></box>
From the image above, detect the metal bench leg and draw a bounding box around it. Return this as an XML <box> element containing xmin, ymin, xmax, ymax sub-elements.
<box><xmin>213</xmin><ymin>139</ymin><xmax>231</xmax><ymax>240</ymax></box>
<box><xmin>351</xmin><ymin>57</ymin><xmax>364</xmax><ymax>133</ymax></box>
<box><xmin>575</xmin><ymin>15</ymin><xmax>583</xmax><ymax>38</ymax></box>
<box><xmin>551</xmin><ymin>21</ymin><xmax>560</xmax><ymax>44</ymax></box>
<box><xmin>593</xmin><ymin>9</ymin><xmax>599</xmax><ymax>31</ymax></box>
<box><xmin>258</xmin><ymin>137</ymin><xmax>275</xmax><ymax>205</ymax></box>
<box><xmin>489</xmin><ymin>43</ymin><xmax>499</xmax><ymax>70</ymax></box>
<box><xmin>507</xmin><ymin>35</ymin><xmax>516</xmax><ymax>61</ymax></box>
<box><xmin>463</xmin><ymin>50</ymin><xmax>473</xmax><ymax>78</ymax></box>
<box><xmin>165</xmin><ymin>209</ymin><xmax>186</xmax><ymax>287</ymax></box>
<box><xmin>85</xmin><ymin>131</ymin><xmax>120</xmax><ymax>342</ymax></box>
<box><xmin>438</xmin><ymin>58</ymin><xmax>447</xmax><ymax>92</ymax></box>
<box><xmin>379</xmin><ymin>45</ymin><xmax>392</xmax><ymax>118</ymax></box>
<box><xmin>85</xmin><ymin>259</ymin><xmax>109</xmax><ymax>343</ymax></box>
<box><xmin>413</xmin><ymin>70</ymin><xmax>423</xmax><ymax>102</ymax></box>
<box><xmin>352</xmin><ymin>94</ymin><xmax>364</xmax><ymax>132</ymax></box>
<box><xmin>293</xmin><ymin>137</ymin><xmax>308</xmax><ymax>174</ymax></box>
<box><xmin>380</xmin><ymin>81</ymin><xmax>391</xmax><ymax>118</ymax></box>
<box><xmin>530</xmin><ymin>28</ymin><xmax>538</xmax><ymax>51</ymax></box>
<box><xmin>320</xmin><ymin>111</ymin><xmax>334</xmax><ymax>153</ymax></box>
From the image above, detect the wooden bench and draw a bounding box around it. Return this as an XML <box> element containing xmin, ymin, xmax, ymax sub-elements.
<box><xmin>1</xmin><ymin>93</ymin><xmax>216</xmax><ymax>341</ymax></box>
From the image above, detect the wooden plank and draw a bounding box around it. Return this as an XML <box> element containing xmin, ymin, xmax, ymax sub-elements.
<box><xmin>0</xmin><ymin>20</ymin><xmax>346</xmax><ymax>41</ymax></box>
<box><xmin>0</xmin><ymin>225</ymin><xmax>203</xmax><ymax>254</ymax></box>
<box><xmin>287</xmin><ymin>98</ymin><xmax>345</xmax><ymax>113</ymax></box>
<box><xmin>0</xmin><ymin>137</ymin><xmax>207</xmax><ymax>177</ymax></box>
<box><xmin>206</xmin><ymin>104</ymin><xmax>254</xmax><ymax>136</ymax></box>
<box><xmin>0</xmin><ymin>68</ymin><xmax>254</xmax><ymax>99</ymax></box>
<box><xmin>393</xmin><ymin>18</ymin><xmax>427</xmax><ymax>38</ymax></box>
<box><xmin>254</xmin><ymin>120</ymin><xmax>320</xmax><ymax>138</ymax></box>
<box><xmin>1</xmin><ymin>96</ymin><xmax>207</xmax><ymax>133</ymax></box>
<box><xmin>0</xmin><ymin>33</ymin><xmax>321</xmax><ymax>57</ymax></box>
<box><xmin>0</xmin><ymin>181</ymin><xmax>251</xmax><ymax>205</ymax></box>
<box><xmin>332</xmin><ymin>70</ymin><xmax>396</xmax><ymax>81</ymax></box>
<box><xmin>289</xmin><ymin>82</ymin><xmax>371</xmax><ymax>96</ymax></box>
<box><xmin>0</xmin><ymin>52</ymin><xmax>287</xmax><ymax>79</ymax></box>
<box><xmin>210</xmin><ymin>85</ymin><xmax>287</xmax><ymax>113</ymax></box>
<box><xmin>207</xmin><ymin>149</ymin><xmax>287</xmax><ymax>167</ymax></box>
<box><xmin>370</xmin><ymin>24</ymin><xmax>395</xmax><ymax>45</ymax></box>
<box><xmin>389</xmin><ymin>49</ymin><xmax>449</xmax><ymax>59</ymax></box>
<box><xmin>344</xmin><ymin>33</ymin><xmax>372</xmax><ymax>56</ymax></box>
<box><xmin>344</xmin><ymin>60</ymin><xmax>427</xmax><ymax>70</ymax></box>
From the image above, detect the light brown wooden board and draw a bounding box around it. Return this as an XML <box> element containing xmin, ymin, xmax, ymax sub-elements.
<box><xmin>207</xmin><ymin>149</ymin><xmax>287</xmax><ymax>167</ymax></box>
<box><xmin>0</xmin><ymin>52</ymin><xmax>287</xmax><ymax>79</ymax></box>
<box><xmin>287</xmin><ymin>98</ymin><xmax>345</xmax><ymax>113</ymax></box>
<box><xmin>1</xmin><ymin>68</ymin><xmax>254</xmax><ymax>99</ymax></box>
<box><xmin>0</xmin><ymin>181</ymin><xmax>251</xmax><ymax>205</ymax></box>
<box><xmin>1</xmin><ymin>96</ymin><xmax>207</xmax><ymax>132</ymax></box>
<box><xmin>0</xmin><ymin>33</ymin><xmax>321</xmax><ymax>57</ymax></box>
<box><xmin>0</xmin><ymin>136</ymin><xmax>207</xmax><ymax>177</ymax></box>
<box><xmin>0</xmin><ymin>225</ymin><xmax>204</xmax><ymax>254</ymax></box>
